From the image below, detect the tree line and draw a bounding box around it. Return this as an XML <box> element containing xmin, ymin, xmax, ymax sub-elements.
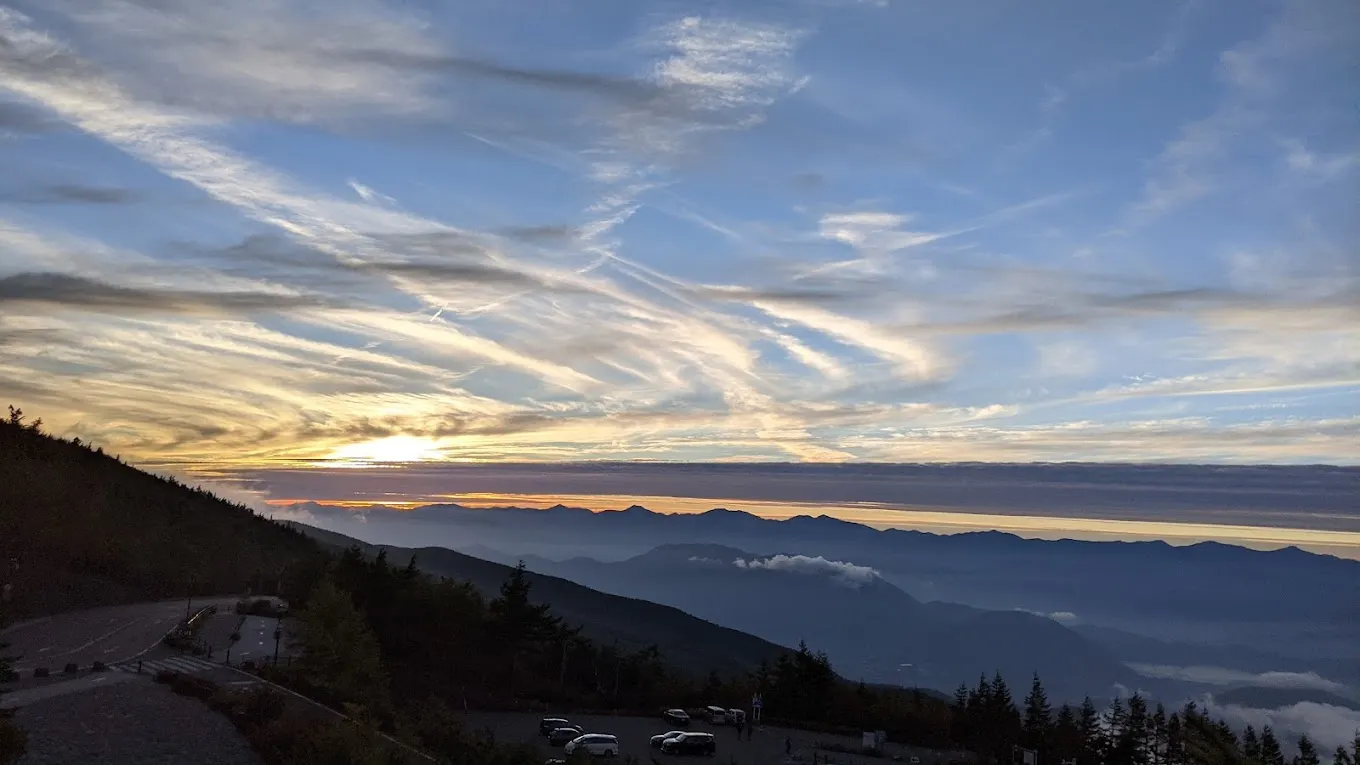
<box><xmin>277</xmin><ymin>546</ymin><xmax>1359</xmax><ymax>765</ymax></box>
<box><xmin>954</xmin><ymin>671</ymin><xmax>1356</xmax><ymax>765</ymax></box>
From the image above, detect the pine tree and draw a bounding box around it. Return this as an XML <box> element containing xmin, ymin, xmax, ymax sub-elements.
<box><xmin>489</xmin><ymin>562</ymin><xmax>563</xmax><ymax>692</ymax></box>
<box><xmin>1023</xmin><ymin>673</ymin><xmax>1053</xmax><ymax>753</ymax></box>
<box><xmin>1150</xmin><ymin>703</ymin><xmax>1168</xmax><ymax>765</ymax></box>
<box><xmin>1124</xmin><ymin>693</ymin><xmax>1150</xmax><ymax>765</ymax></box>
<box><xmin>1165</xmin><ymin>712</ymin><xmax>1184</xmax><ymax>765</ymax></box>
<box><xmin>1078</xmin><ymin>697</ymin><xmax>1103</xmax><ymax>765</ymax></box>
<box><xmin>1293</xmin><ymin>734</ymin><xmax>1319</xmax><ymax>765</ymax></box>
<box><xmin>989</xmin><ymin>671</ymin><xmax>1021</xmax><ymax>763</ymax></box>
<box><xmin>1244</xmin><ymin>726</ymin><xmax>1262</xmax><ymax>763</ymax></box>
<box><xmin>1054</xmin><ymin>704</ymin><xmax>1081</xmax><ymax>763</ymax></box>
<box><xmin>953</xmin><ymin>683</ymin><xmax>968</xmax><ymax>710</ymax></box>
<box><xmin>952</xmin><ymin>683</ymin><xmax>970</xmax><ymax>748</ymax></box>
<box><xmin>1104</xmin><ymin>697</ymin><xmax>1128</xmax><ymax>764</ymax></box>
<box><xmin>1260</xmin><ymin>726</ymin><xmax>1285</xmax><ymax>765</ymax></box>
<box><xmin>1334</xmin><ymin>746</ymin><xmax>1353</xmax><ymax>765</ymax></box>
<box><xmin>294</xmin><ymin>577</ymin><xmax>389</xmax><ymax>710</ymax></box>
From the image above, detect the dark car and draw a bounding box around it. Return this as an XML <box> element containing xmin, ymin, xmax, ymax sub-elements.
<box><xmin>651</xmin><ymin>731</ymin><xmax>689</xmax><ymax>749</ymax></box>
<box><xmin>661</xmin><ymin>732</ymin><xmax>716</xmax><ymax>757</ymax></box>
<box><xmin>663</xmin><ymin>708</ymin><xmax>690</xmax><ymax>727</ymax></box>
<box><xmin>540</xmin><ymin>718</ymin><xmax>571</xmax><ymax>736</ymax></box>
<box><xmin>547</xmin><ymin>726</ymin><xmax>584</xmax><ymax>747</ymax></box>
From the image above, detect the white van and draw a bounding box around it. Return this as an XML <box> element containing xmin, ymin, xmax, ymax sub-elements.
<box><xmin>706</xmin><ymin>705</ymin><xmax>728</xmax><ymax>724</ymax></box>
<box><xmin>727</xmin><ymin>709</ymin><xmax>746</xmax><ymax>726</ymax></box>
<box><xmin>564</xmin><ymin>734</ymin><xmax>619</xmax><ymax>758</ymax></box>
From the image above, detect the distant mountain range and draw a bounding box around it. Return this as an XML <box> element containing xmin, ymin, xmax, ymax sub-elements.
<box><xmin>287</xmin><ymin>500</ymin><xmax>1360</xmax><ymax>704</ymax></box>
<box><xmin>513</xmin><ymin>542</ymin><xmax>1146</xmax><ymax>702</ymax></box>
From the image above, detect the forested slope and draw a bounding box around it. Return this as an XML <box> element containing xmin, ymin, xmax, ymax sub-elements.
<box><xmin>0</xmin><ymin>408</ymin><xmax>320</xmax><ymax>616</ymax></box>
<box><xmin>288</xmin><ymin>522</ymin><xmax>788</xmax><ymax>676</ymax></box>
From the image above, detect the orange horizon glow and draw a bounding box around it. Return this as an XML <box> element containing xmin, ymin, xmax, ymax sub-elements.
<box><xmin>267</xmin><ymin>492</ymin><xmax>1360</xmax><ymax>560</ymax></box>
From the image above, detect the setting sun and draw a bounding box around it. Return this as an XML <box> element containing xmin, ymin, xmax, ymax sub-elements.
<box><xmin>328</xmin><ymin>436</ymin><xmax>443</xmax><ymax>465</ymax></box>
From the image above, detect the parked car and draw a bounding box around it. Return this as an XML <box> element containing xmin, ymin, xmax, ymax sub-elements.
<box><xmin>663</xmin><ymin>708</ymin><xmax>690</xmax><ymax>727</ymax></box>
<box><xmin>651</xmin><ymin>731</ymin><xmax>688</xmax><ymax>749</ymax></box>
<box><xmin>564</xmin><ymin>734</ymin><xmax>619</xmax><ymax>758</ymax></box>
<box><xmin>705</xmin><ymin>705</ymin><xmax>728</xmax><ymax>724</ymax></box>
<box><xmin>539</xmin><ymin>718</ymin><xmax>571</xmax><ymax>736</ymax></box>
<box><xmin>661</xmin><ymin>732</ymin><xmax>717</xmax><ymax>757</ymax></box>
<box><xmin>726</xmin><ymin>709</ymin><xmax>745</xmax><ymax>726</ymax></box>
<box><xmin>547</xmin><ymin>726</ymin><xmax>584</xmax><ymax>747</ymax></box>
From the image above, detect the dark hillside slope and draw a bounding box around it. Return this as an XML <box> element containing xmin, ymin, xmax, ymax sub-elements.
<box><xmin>288</xmin><ymin>522</ymin><xmax>791</xmax><ymax>676</ymax></box>
<box><xmin>0</xmin><ymin>410</ymin><xmax>322</xmax><ymax>616</ymax></box>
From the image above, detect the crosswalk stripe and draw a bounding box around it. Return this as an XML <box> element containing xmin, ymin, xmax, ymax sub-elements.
<box><xmin>159</xmin><ymin>658</ymin><xmax>207</xmax><ymax>672</ymax></box>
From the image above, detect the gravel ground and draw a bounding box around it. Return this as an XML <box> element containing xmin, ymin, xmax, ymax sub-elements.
<box><xmin>12</xmin><ymin>678</ymin><xmax>261</xmax><ymax>765</ymax></box>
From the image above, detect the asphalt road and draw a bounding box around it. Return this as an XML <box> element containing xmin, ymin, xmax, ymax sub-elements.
<box><xmin>231</xmin><ymin>615</ymin><xmax>292</xmax><ymax>665</ymax></box>
<box><xmin>3</xmin><ymin>596</ymin><xmax>240</xmax><ymax>674</ymax></box>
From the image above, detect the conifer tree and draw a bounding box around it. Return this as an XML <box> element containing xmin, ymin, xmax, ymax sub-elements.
<box><xmin>1104</xmin><ymin>697</ymin><xmax>1128</xmax><ymax>765</ymax></box>
<box><xmin>1124</xmin><ymin>693</ymin><xmax>1150</xmax><ymax>765</ymax></box>
<box><xmin>1023</xmin><ymin>673</ymin><xmax>1053</xmax><ymax>753</ymax></box>
<box><xmin>489</xmin><ymin>562</ymin><xmax>562</xmax><ymax>691</ymax></box>
<box><xmin>294</xmin><ymin>577</ymin><xmax>389</xmax><ymax>710</ymax></box>
<box><xmin>1078</xmin><ymin>697</ymin><xmax>1103</xmax><ymax>765</ymax></box>
<box><xmin>1260</xmin><ymin>726</ymin><xmax>1285</xmax><ymax>765</ymax></box>
<box><xmin>1150</xmin><ymin>703</ymin><xmax>1168</xmax><ymax>765</ymax></box>
<box><xmin>1244</xmin><ymin>726</ymin><xmax>1262</xmax><ymax>763</ymax></box>
<box><xmin>1293</xmin><ymin>735</ymin><xmax>1319</xmax><ymax>765</ymax></box>
<box><xmin>1054</xmin><ymin>704</ymin><xmax>1081</xmax><ymax>763</ymax></box>
<box><xmin>1165</xmin><ymin>712</ymin><xmax>1184</xmax><ymax>765</ymax></box>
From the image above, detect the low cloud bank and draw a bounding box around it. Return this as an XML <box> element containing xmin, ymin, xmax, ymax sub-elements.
<box><xmin>1018</xmin><ymin>608</ymin><xmax>1080</xmax><ymax>624</ymax></box>
<box><xmin>1205</xmin><ymin>699</ymin><xmax>1360</xmax><ymax>752</ymax></box>
<box><xmin>734</xmin><ymin>554</ymin><xmax>879</xmax><ymax>587</ymax></box>
<box><xmin>1130</xmin><ymin>664</ymin><xmax>1345</xmax><ymax>693</ymax></box>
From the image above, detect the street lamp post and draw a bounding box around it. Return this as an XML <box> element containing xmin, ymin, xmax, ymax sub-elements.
<box><xmin>273</xmin><ymin>618</ymin><xmax>282</xmax><ymax>666</ymax></box>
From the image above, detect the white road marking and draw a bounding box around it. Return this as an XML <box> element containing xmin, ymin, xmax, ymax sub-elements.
<box><xmin>36</xmin><ymin>646</ymin><xmax>53</xmax><ymax>653</ymax></box>
<box><xmin>50</xmin><ymin>618</ymin><xmax>142</xmax><ymax>659</ymax></box>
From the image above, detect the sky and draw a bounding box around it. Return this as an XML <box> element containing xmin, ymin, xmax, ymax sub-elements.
<box><xmin>2</xmin><ymin>0</ymin><xmax>1359</xmax><ymax>479</ymax></box>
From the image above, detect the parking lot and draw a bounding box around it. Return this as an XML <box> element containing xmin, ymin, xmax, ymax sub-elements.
<box><xmin>461</xmin><ymin>710</ymin><xmax>956</xmax><ymax>765</ymax></box>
